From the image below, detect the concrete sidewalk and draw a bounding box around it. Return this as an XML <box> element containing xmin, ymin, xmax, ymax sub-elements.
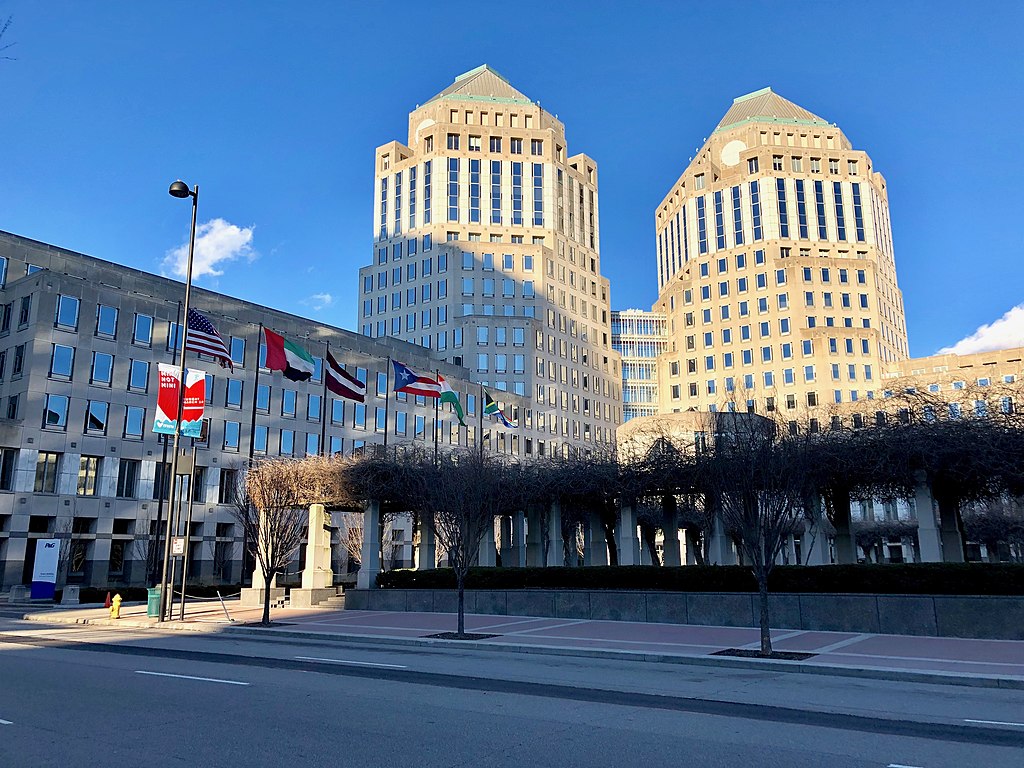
<box><xmin>19</xmin><ymin>601</ymin><xmax>1024</xmax><ymax>689</ymax></box>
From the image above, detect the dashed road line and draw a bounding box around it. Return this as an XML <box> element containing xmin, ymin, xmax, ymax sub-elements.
<box><xmin>965</xmin><ymin>719</ymin><xmax>1024</xmax><ymax>728</ymax></box>
<box><xmin>135</xmin><ymin>670</ymin><xmax>250</xmax><ymax>686</ymax></box>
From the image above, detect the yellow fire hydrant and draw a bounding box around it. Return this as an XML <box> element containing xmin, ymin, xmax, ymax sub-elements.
<box><xmin>109</xmin><ymin>593</ymin><xmax>122</xmax><ymax>620</ymax></box>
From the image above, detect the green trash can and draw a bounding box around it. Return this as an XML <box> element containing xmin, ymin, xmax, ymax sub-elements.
<box><xmin>146</xmin><ymin>587</ymin><xmax>162</xmax><ymax>618</ymax></box>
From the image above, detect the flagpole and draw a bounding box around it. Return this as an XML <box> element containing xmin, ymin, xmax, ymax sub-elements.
<box><xmin>320</xmin><ymin>341</ymin><xmax>329</xmax><ymax>456</ymax></box>
<box><xmin>248</xmin><ymin>323</ymin><xmax>263</xmax><ymax>466</ymax></box>
<box><xmin>433</xmin><ymin>369</ymin><xmax>440</xmax><ymax>466</ymax></box>
<box><xmin>479</xmin><ymin>384</ymin><xmax>485</xmax><ymax>460</ymax></box>
<box><xmin>383</xmin><ymin>356</ymin><xmax>391</xmax><ymax>452</ymax></box>
<box><xmin>151</xmin><ymin>300</ymin><xmax>181</xmax><ymax>586</ymax></box>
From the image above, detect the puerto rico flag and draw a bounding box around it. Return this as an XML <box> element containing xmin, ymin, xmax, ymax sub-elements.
<box><xmin>391</xmin><ymin>360</ymin><xmax>440</xmax><ymax>398</ymax></box>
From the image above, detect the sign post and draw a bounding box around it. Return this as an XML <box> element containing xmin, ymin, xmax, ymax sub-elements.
<box><xmin>30</xmin><ymin>539</ymin><xmax>59</xmax><ymax>600</ymax></box>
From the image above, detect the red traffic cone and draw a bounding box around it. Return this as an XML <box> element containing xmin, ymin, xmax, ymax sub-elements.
<box><xmin>104</xmin><ymin>592</ymin><xmax>112</xmax><ymax>608</ymax></box>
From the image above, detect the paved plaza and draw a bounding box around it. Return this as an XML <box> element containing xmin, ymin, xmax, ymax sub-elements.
<box><xmin>17</xmin><ymin>599</ymin><xmax>1024</xmax><ymax>686</ymax></box>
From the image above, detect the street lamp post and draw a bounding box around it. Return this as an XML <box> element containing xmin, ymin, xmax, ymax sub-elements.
<box><xmin>158</xmin><ymin>180</ymin><xmax>199</xmax><ymax>622</ymax></box>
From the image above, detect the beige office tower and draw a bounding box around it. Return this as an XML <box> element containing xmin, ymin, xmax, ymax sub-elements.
<box><xmin>653</xmin><ymin>87</ymin><xmax>908</xmax><ymax>416</ymax></box>
<box><xmin>357</xmin><ymin>66</ymin><xmax>621</xmax><ymax>458</ymax></box>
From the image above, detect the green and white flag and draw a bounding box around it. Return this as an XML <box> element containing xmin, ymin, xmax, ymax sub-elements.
<box><xmin>264</xmin><ymin>328</ymin><xmax>315</xmax><ymax>382</ymax></box>
<box><xmin>438</xmin><ymin>374</ymin><xmax>466</xmax><ymax>426</ymax></box>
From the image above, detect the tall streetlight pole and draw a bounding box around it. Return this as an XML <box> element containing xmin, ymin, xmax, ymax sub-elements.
<box><xmin>158</xmin><ymin>180</ymin><xmax>199</xmax><ymax>622</ymax></box>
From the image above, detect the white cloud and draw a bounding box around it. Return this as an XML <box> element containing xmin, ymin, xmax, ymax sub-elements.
<box><xmin>162</xmin><ymin>218</ymin><xmax>255</xmax><ymax>280</ymax></box>
<box><xmin>301</xmin><ymin>292</ymin><xmax>334</xmax><ymax>312</ymax></box>
<box><xmin>938</xmin><ymin>304</ymin><xmax>1024</xmax><ymax>355</ymax></box>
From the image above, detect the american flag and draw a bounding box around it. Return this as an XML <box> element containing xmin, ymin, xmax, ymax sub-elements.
<box><xmin>185</xmin><ymin>308</ymin><xmax>233</xmax><ymax>371</ymax></box>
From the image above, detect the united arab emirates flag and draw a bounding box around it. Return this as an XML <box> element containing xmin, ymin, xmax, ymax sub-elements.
<box><xmin>438</xmin><ymin>374</ymin><xmax>466</xmax><ymax>426</ymax></box>
<box><xmin>264</xmin><ymin>328</ymin><xmax>315</xmax><ymax>382</ymax></box>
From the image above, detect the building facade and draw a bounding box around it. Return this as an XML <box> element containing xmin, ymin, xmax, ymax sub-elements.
<box><xmin>611</xmin><ymin>309</ymin><xmax>666</xmax><ymax>422</ymax></box>
<box><xmin>0</xmin><ymin>230</ymin><xmax>478</xmax><ymax>590</ymax></box>
<box><xmin>357</xmin><ymin>65</ymin><xmax>622</xmax><ymax>459</ymax></box>
<box><xmin>651</xmin><ymin>87</ymin><xmax>908</xmax><ymax>416</ymax></box>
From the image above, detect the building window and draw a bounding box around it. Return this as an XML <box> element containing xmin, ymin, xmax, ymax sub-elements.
<box><xmin>49</xmin><ymin>344</ymin><xmax>75</xmax><ymax>379</ymax></box>
<box><xmin>96</xmin><ymin>304</ymin><xmax>118</xmax><ymax>338</ymax></box>
<box><xmin>223</xmin><ymin>421</ymin><xmax>241</xmax><ymax>451</ymax></box>
<box><xmin>34</xmin><ymin>451</ymin><xmax>61</xmax><ymax>493</ymax></box>
<box><xmin>116</xmin><ymin>459</ymin><xmax>139</xmax><ymax>498</ymax></box>
<box><xmin>282</xmin><ymin>389</ymin><xmax>297</xmax><ymax>417</ymax></box>
<box><xmin>776</xmin><ymin>179</ymin><xmax>789</xmax><ymax>238</ymax></box>
<box><xmin>91</xmin><ymin>351</ymin><xmax>113</xmax><ymax>386</ymax></box>
<box><xmin>55</xmin><ymin>295</ymin><xmax>80</xmax><ymax>330</ymax></box>
<box><xmin>43</xmin><ymin>394</ymin><xmax>69</xmax><ymax>430</ymax></box>
<box><xmin>124</xmin><ymin>406</ymin><xmax>145</xmax><ymax>438</ymax></box>
<box><xmin>129</xmin><ymin>360</ymin><xmax>149</xmax><ymax>392</ymax></box>
<box><xmin>77</xmin><ymin>456</ymin><xmax>101</xmax><ymax>496</ymax></box>
<box><xmin>85</xmin><ymin>400</ymin><xmax>109</xmax><ymax>435</ymax></box>
<box><xmin>747</xmin><ymin>157</ymin><xmax>759</xmax><ymax>174</ymax></box>
<box><xmin>218</xmin><ymin>469</ymin><xmax>237</xmax><ymax>504</ymax></box>
<box><xmin>226</xmin><ymin>379</ymin><xmax>243</xmax><ymax>408</ymax></box>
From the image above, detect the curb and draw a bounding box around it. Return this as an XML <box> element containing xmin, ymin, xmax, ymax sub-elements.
<box><xmin>21</xmin><ymin>610</ymin><xmax>1024</xmax><ymax>691</ymax></box>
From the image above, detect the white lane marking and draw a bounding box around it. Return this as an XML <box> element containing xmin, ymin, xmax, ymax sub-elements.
<box><xmin>965</xmin><ymin>718</ymin><xmax>1024</xmax><ymax>727</ymax></box>
<box><xmin>134</xmin><ymin>671</ymin><xmax>249</xmax><ymax>686</ymax></box>
<box><xmin>810</xmin><ymin>634</ymin><xmax>871</xmax><ymax>654</ymax></box>
<box><xmin>0</xmin><ymin>718</ymin><xmax>12</xmax><ymax>725</ymax></box>
<box><xmin>887</xmin><ymin>764</ymin><xmax>923</xmax><ymax>768</ymax></box>
<box><xmin>295</xmin><ymin>655</ymin><xmax>407</xmax><ymax>669</ymax></box>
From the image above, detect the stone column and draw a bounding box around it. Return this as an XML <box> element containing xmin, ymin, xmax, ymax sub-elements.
<box><xmin>545</xmin><ymin>501</ymin><xmax>563</xmax><ymax>567</ymax></box>
<box><xmin>584</xmin><ymin>515</ymin><xmax>608</xmax><ymax>566</ymax></box>
<box><xmin>498</xmin><ymin>515</ymin><xmax>513</xmax><ymax>567</ymax></box>
<box><xmin>418</xmin><ymin>517</ymin><xmax>436</xmax><ymax>571</ymax></box>
<box><xmin>617</xmin><ymin>504</ymin><xmax>637</xmax><ymax>566</ymax></box>
<box><xmin>831</xmin><ymin>493</ymin><xmax>858</xmax><ymax>564</ymax></box>
<box><xmin>478</xmin><ymin>516</ymin><xmax>496</xmax><ymax>566</ymax></box>
<box><xmin>801</xmin><ymin>492</ymin><xmax>829</xmax><ymax>565</ymax></box>
<box><xmin>661</xmin><ymin>496</ymin><xmax>681</xmax><ymax>567</ymax></box>
<box><xmin>912</xmin><ymin>472</ymin><xmax>942</xmax><ymax>562</ymax></box>
<box><xmin>708</xmin><ymin>513</ymin><xmax>735</xmax><ymax>565</ymax></box>
<box><xmin>526</xmin><ymin>507</ymin><xmax>543</xmax><ymax>567</ymax></box>
<box><xmin>937</xmin><ymin>500</ymin><xmax>966</xmax><ymax>564</ymax></box>
<box><xmin>684</xmin><ymin>529</ymin><xmax>700</xmax><ymax>565</ymax></box>
<box><xmin>512</xmin><ymin>511</ymin><xmax>527</xmax><ymax>568</ymax></box>
<box><xmin>301</xmin><ymin>504</ymin><xmax>333</xmax><ymax>589</ymax></box>
<box><xmin>356</xmin><ymin>500</ymin><xmax>381</xmax><ymax>589</ymax></box>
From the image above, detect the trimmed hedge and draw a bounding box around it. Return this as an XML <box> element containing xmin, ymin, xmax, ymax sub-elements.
<box><xmin>376</xmin><ymin>564</ymin><xmax>1024</xmax><ymax>596</ymax></box>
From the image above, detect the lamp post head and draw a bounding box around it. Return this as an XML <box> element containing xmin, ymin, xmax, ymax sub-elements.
<box><xmin>168</xmin><ymin>180</ymin><xmax>192</xmax><ymax>199</ymax></box>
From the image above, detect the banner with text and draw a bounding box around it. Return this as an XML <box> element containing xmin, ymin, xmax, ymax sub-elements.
<box><xmin>154</xmin><ymin>364</ymin><xmax>206</xmax><ymax>438</ymax></box>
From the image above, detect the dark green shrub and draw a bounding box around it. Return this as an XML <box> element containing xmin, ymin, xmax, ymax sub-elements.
<box><xmin>376</xmin><ymin>563</ymin><xmax>1024</xmax><ymax>596</ymax></box>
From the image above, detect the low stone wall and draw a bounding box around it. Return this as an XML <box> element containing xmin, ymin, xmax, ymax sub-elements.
<box><xmin>344</xmin><ymin>588</ymin><xmax>1024</xmax><ymax>640</ymax></box>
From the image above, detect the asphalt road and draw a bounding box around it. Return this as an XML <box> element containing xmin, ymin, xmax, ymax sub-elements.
<box><xmin>1</xmin><ymin>620</ymin><xmax>1023</xmax><ymax>768</ymax></box>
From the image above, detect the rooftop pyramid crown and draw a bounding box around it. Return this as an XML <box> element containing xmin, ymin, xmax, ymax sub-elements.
<box><xmin>425</xmin><ymin>65</ymin><xmax>534</xmax><ymax>106</ymax></box>
<box><xmin>714</xmin><ymin>87</ymin><xmax>830</xmax><ymax>133</ymax></box>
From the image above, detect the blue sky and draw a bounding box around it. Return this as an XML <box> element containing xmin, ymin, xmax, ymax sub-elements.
<box><xmin>1</xmin><ymin>1</ymin><xmax>1022</xmax><ymax>357</ymax></box>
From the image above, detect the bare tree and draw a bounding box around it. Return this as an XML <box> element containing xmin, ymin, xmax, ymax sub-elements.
<box><xmin>231</xmin><ymin>456</ymin><xmax>351</xmax><ymax>625</ymax></box>
<box><xmin>0</xmin><ymin>16</ymin><xmax>15</xmax><ymax>61</ymax></box>
<box><xmin>702</xmin><ymin>413</ymin><xmax>806</xmax><ymax>656</ymax></box>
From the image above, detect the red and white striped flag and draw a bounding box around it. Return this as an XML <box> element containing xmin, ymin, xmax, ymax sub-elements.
<box><xmin>185</xmin><ymin>308</ymin><xmax>233</xmax><ymax>371</ymax></box>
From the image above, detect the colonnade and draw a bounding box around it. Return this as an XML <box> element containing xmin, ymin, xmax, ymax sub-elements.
<box><xmin>351</xmin><ymin>477</ymin><xmax>964</xmax><ymax>589</ymax></box>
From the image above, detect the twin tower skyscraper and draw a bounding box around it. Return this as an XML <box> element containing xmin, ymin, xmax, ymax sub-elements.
<box><xmin>358</xmin><ymin>66</ymin><xmax>907</xmax><ymax>443</ymax></box>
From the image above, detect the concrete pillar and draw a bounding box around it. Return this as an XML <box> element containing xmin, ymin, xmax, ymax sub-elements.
<box><xmin>831</xmin><ymin>495</ymin><xmax>857</xmax><ymax>564</ymax></box>
<box><xmin>684</xmin><ymin>529</ymin><xmax>700</xmax><ymax>565</ymax></box>
<box><xmin>938</xmin><ymin>501</ymin><xmax>966</xmax><ymax>564</ymax></box>
<box><xmin>498</xmin><ymin>515</ymin><xmax>513</xmax><ymax>567</ymax></box>
<box><xmin>545</xmin><ymin>502</ymin><xmax>563</xmax><ymax>567</ymax></box>
<box><xmin>913</xmin><ymin>474</ymin><xmax>942</xmax><ymax>563</ymax></box>
<box><xmin>708</xmin><ymin>513</ymin><xmax>735</xmax><ymax>565</ymax></box>
<box><xmin>418</xmin><ymin>516</ymin><xmax>436</xmax><ymax>570</ymax></box>
<box><xmin>662</xmin><ymin>498</ymin><xmax>681</xmax><ymax>567</ymax></box>
<box><xmin>639</xmin><ymin>537</ymin><xmax>652</xmax><ymax>565</ymax></box>
<box><xmin>526</xmin><ymin>507</ymin><xmax>543</xmax><ymax>567</ymax></box>
<box><xmin>617</xmin><ymin>505</ymin><xmax>637</xmax><ymax>566</ymax></box>
<box><xmin>584</xmin><ymin>515</ymin><xmax>608</xmax><ymax>566</ymax></box>
<box><xmin>356</xmin><ymin>500</ymin><xmax>381</xmax><ymax>589</ymax></box>
<box><xmin>512</xmin><ymin>511</ymin><xmax>527</xmax><ymax>568</ymax></box>
<box><xmin>478</xmin><ymin>517</ymin><xmax>496</xmax><ymax>566</ymax></box>
<box><xmin>301</xmin><ymin>504</ymin><xmax>333</xmax><ymax>589</ymax></box>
